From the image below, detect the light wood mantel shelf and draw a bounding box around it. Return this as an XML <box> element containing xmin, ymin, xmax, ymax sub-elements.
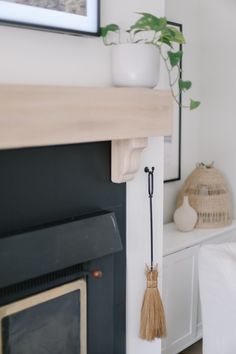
<box><xmin>0</xmin><ymin>85</ymin><xmax>173</xmax><ymax>183</ymax></box>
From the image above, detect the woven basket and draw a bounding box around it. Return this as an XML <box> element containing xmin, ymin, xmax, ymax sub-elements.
<box><xmin>176</xmin><ymin>163</ymin><xmax>232</xmax><ymax>228</ymax></box>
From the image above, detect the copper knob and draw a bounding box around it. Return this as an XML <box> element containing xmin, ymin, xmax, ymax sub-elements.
<box><xmin>91</xmin><ymin>269</ymin><xmax>103</xmax><ymax>279</ymax></box>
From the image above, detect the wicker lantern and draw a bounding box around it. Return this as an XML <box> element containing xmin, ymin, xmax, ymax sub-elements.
<box><xmin>176</xmin><ymin>163</ymin><xmax>232</xmax><ymax>228</ymax></box>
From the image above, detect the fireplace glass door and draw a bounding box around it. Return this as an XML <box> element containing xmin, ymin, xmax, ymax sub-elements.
<box><xmin>0</xmin><ymin>279</ymin><xmax>86</xmax><ymax>354</ymax></box>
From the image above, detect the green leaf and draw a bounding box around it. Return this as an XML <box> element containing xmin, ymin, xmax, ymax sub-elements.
<box><xmin>158</xmin><ymin>34</ymin><xmax>173</xmax><ymax>47</ymax></box>
<box><xmin>190</xmin><ymin>99</ymin><xmax>201</xmax><ymax>110</ymax></box>
<box><xmin>131</xmin><ymin>13</ymin><xmax>167</xmax><ymax>32</ymax></box>
<box><xmin>179</xmin><ymin>80</ymin><xmax>192</xmax><ymax>91</ymax></box>
<box><xmin>100</xmin><ymin>24</ymin><xmax>120</xmax><ymax>38</ymax></box>
<box><xmin>159</xmin><ymin>27</ymin><xmax>185</xmax><ymax>47</ymax></box>
<box><xmin>156</xmin><ymin>17</ymin><xmax>167</xmax><ymax>30</ymax></box>
<box><xmin>168</xmin><ymin>50</ymin><xmax>183</xmax><ymax>67</ymax></box>
<box><xmin>167</xmin><ymin>26</ymin><xmax>186</xmax><ymax>44</ymax></box>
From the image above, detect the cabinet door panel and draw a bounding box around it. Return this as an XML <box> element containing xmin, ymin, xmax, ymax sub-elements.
<box><xmin>196</xmin><ymin>252</ymin><xmax>202</xmax><ymax>340</ymax></box>
<box><xmin>162</xmin><ymin>246</ymin><xmax>199</xmax><ymax>354</ymax></box>
<box><xmin>196</xmin><ymin>288</ymin><xmax>202</xmax><ymax>338</ymax></box>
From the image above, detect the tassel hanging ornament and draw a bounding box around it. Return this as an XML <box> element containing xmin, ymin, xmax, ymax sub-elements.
<box><xmin>140</xmin><ymin>167</ymin><xmax>167</xmax><ymax>341</ymax></box>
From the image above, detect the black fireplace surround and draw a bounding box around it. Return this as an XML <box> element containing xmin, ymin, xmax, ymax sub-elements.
<box><xmin>0</xmin><ymin>142</ymin><xmax>126</xmax><ymax>354</ymax></box>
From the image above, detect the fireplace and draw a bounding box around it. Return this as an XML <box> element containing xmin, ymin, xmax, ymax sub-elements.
<box><xmin>0</xmin><ymin>141</ymin><xmax>126</xmax><ymax>354</ymax></box>
<box><xmin>0</xmin><ymin>84</ymin><xmax>172</xmax><ymax>354</ymax></box>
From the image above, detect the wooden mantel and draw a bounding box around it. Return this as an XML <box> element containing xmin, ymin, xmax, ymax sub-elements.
<box><xmin>0</xmin><ymin>85</ymin><xmax>172</xmax><ymax>183</ymax></box>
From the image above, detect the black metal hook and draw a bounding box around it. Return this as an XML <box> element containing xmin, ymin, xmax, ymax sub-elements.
<box><xmin>144</xmin><ymin>166</ymin><xmax>155</xmax><ymax>198</ymax></box>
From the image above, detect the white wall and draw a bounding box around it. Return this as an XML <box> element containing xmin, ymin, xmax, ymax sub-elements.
<box><xmin>164</xmin><ymin>0</ymin><xmax>202</xmax><ymax>223</ymax></box>
<box><xmin>0</xmin><ymin>1</ymin><xmax>166</xmax><ymax>354</ymax></box>
<box><xmin>164</xmin><ymin>0</ymin><xmax>236</xmax><ymax>222</ymax></box>
<box><xmin>198</xmin><ymin>0</ymin><xmax>236</xmax><ymax>216</ymax></box>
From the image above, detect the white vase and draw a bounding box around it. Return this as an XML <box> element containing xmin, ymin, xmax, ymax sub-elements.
<box><xmin>111</xmin><ymin>43</ymin><xmax>160</xmax><ymax>88</ymax></box>
<box><xmin>174</xmin><ymin>196</ymin><xmax>198</xmax><ymax>232</ymax></box>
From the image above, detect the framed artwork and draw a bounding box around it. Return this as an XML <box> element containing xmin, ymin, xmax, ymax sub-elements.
<box><xmin>0</xmin><ymin>0</ymin><xmax>100</xmax><ymax>36</ymax></box>
<box><xmin>164</xmin><ymin>21</ymin><xmax>182</xmax><ymax>183</ymax></box>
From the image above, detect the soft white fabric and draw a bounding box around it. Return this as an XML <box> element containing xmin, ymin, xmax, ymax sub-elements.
<box><xmin>198</xmin><ymin>243</ymin><xmax>236</xmax><ymax>354</ymax></box>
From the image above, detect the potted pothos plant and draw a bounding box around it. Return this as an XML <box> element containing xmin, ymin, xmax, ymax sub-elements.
<box><xmin>101</xmin><ymin>12</ymin><xmax>200</xmax><ymax>110</ymax></box>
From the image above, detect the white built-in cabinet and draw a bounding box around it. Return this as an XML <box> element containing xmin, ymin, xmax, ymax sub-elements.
<box><xmin>162</xmin><ymin>221</ymin><xmax>236</xmax><ymax>354</ymax></box>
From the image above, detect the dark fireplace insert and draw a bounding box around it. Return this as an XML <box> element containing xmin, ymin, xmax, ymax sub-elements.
<box><xmin>0</xmin><ymin>142</ymin><xmax>126</xmax><ymax>354</ymax></box>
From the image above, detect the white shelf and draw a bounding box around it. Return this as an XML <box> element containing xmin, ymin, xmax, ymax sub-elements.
<box><xmin>163</xmin><ymin>221</ymin><xmax>236</xmax><ymax>256</ymax></box>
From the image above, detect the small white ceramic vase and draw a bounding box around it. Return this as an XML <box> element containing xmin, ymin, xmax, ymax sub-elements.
<box><xmin>111</xmin><ymin>43</ymin><xmax>160</xmax><ymax>88</ymax></box>
<box><xmin>174</xmin><ymin>196</ymin><xmax>198</xmax><ymax>232</ymax></box>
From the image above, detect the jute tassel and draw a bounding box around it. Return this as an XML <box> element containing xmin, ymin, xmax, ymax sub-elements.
<box><xmin>140</xmin><ymin>265</ymin><xmax>167</xmax><ymax>340</ymax></box>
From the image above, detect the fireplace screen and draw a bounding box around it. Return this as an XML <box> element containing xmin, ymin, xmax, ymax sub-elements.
<box><xmin>0</xmin><ymin>279</ymin><xmax>87</xmax><ymax>354</ymax></box>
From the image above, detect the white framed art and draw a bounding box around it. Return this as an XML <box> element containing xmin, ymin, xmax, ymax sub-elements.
<box><xmin>0</xmin><ymin>0</ymin><xmax>100</xmax><ymax>36</ymax></box>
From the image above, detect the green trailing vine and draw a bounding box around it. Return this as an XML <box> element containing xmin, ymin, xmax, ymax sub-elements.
<box><xmin>101</xmin><ymin>13</ymin><xmax>200</xmax><ymax>111</ymax></box>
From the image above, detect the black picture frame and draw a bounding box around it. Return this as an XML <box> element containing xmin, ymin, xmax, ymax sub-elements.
<box><xmin>0</xmin><ymin>0</ymin><xmax>100</xmax><ymax>36</ymax></box>
<box><xmin>164</xmin><ymin>21</ymin><xmax>182</xmax><ymax>183</ymax></box>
